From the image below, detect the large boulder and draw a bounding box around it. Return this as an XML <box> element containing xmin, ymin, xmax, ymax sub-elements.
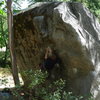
<box><xmin>13</xmin><ymin>2</ymin><xmax>100</xmax><ymax>99</ymax></box>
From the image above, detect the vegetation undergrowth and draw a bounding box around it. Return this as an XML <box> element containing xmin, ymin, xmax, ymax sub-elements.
<box><xmin>12</xmin><ymin>69</ymin><xmax>94</xmax><ymax>100</ymax></box>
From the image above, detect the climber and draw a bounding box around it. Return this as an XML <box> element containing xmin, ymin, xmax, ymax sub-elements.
<box><xmin>40</xmin><ymin>47</ymin><xmax>61</xmax><ymax>78</ymax></box>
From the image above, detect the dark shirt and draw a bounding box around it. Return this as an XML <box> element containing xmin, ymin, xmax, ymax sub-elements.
<box><xmin>43</xmin><ymin>56</ymin><xmax>61</xmax><ymax>70</ymax></box>
<box><xmin>44</xmin><ymin>58</ymin><xmax>56</xmax><ymax>70</ymax></box>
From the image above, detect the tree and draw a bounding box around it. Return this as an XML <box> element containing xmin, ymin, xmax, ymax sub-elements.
<box><xmin>7</xmin><ymin>0</ymin><xmax>20</xmax><ymax>86</ymax></box>
<box><xmin>0</xmin><ymin>0</ymin><xmax>9</xmax><ymax>67</ymax></box>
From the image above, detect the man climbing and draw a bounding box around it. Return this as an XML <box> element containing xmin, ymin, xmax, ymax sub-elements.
<box><xmin>41</xmin><ymin>47</ymin><xmax>61</xmax><ymax>78</ymax></box>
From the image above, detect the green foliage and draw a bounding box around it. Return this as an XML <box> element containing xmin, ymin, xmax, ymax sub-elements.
<box><xmin>22</xmin><ymin>69</ymin><xmax>48</xmax><ymax>88</ymax></box>
<box><xmin>82</xmin><ymin>0</ymin><xmax>100</xmax><ymax>18</ymax></box>
<box><xmin>0</xmin><ymin>14</ymin><xmax>9</xmax><ymax>67</ymax></box>
<box><xmin>0</xmin><ymin>0</ymin><xmax>7</xmax><ymax>47</ymax></box>
<box><xmin>13</xmin><ymin>69</ymin><xmax>94</xmax><ymax>100</ymax></box>
<box><xmin>0</xmin><ymin>18</ymin><xmax>8</xmax><ymax>48</ymax></box>
<box><xmin>0</xmin><ymin>1</ymin><xmax>4</xmax><ymax>7</ymax></box>
<box><xmin>0</xmin><ymin>0</ymin><xmax>10</xmax><ymax>68</ymax></box>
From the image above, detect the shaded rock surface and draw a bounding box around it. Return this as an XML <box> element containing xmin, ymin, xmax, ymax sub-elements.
<box><xmin>0</xmin><ymin>92</ymin><xmax>12</xmax><ymax>100</ymax></box>
<box><xmin>13</xmin><ymin>2</ymin><xmax>100</xmax><ymax>99</ymax></box>
<box><xmin>0</xmin><ymin>89</ymin><xmax>13</xmax><ymax>100</ymax></box>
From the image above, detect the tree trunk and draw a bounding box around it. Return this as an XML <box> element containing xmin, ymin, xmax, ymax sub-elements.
<box><xmin>7</xmin><ymin>0</ymin><xmax>20</xmax><ymax>86</ymax></box>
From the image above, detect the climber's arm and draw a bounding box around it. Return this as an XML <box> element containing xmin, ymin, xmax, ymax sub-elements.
<box><xmin>44</xmin><ymin>48</ymin><xmax>49</xmax><ymax>59</ymax></box>
<box><xmin>44</xmin><ymin>47</ymin><xmax>52</xmax><ymax>59</ymax></box>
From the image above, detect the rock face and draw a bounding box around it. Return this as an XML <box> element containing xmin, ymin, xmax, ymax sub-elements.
<box><xmin>13</xmin><ymin>2</ymin><xmax>100</xmax><ymax>99</ymax></box>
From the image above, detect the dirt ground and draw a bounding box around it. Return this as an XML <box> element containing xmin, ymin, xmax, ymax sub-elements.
<box><xmin>0</xmin><ymin>68</ymin><xmax>23</xmax><ymax>90</ymax></box>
